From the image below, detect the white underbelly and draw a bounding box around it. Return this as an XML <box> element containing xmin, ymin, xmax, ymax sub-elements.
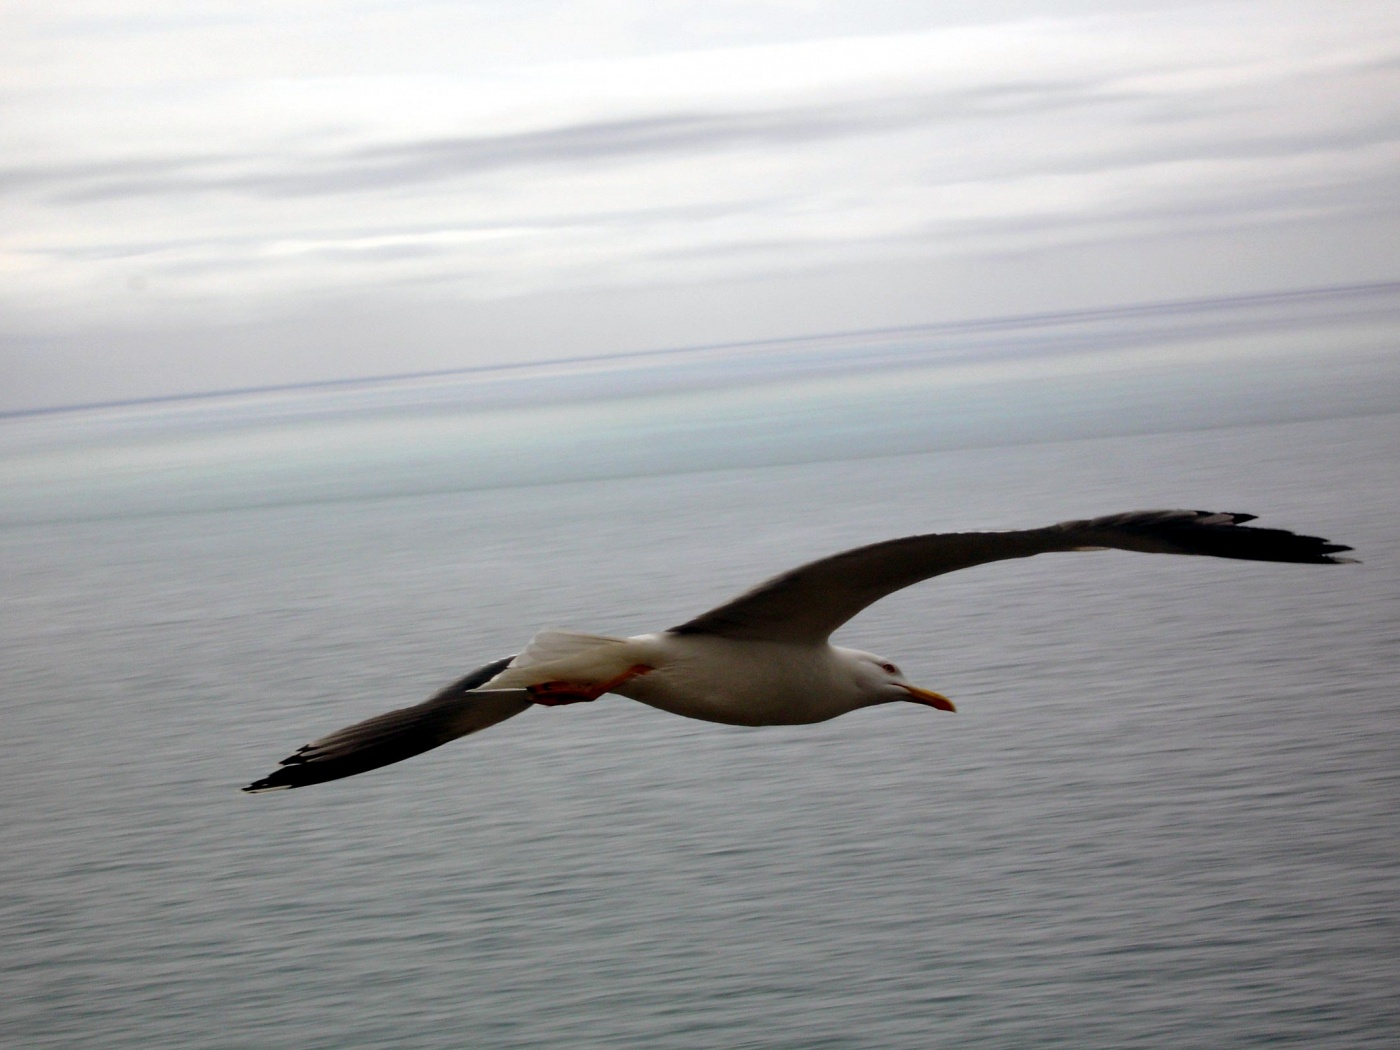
<box><xmin>615</xmin><ymin>634</ymin><xmax>853</xmax><ymax>726</ymax></box>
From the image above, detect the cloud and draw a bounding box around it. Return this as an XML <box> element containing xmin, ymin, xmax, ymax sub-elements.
<box><xmin>1</xmin><ymin>1</ymin><xmax>1398</xmax><ymax>407</ymax></box>
<box><xmin>9</xmin><ymin>84</ymin><xmax>1117</xmax><ymax>205</ymax></box>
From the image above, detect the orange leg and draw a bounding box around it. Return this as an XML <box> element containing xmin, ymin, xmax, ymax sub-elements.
<box><xmin>528</xmin><ymin>664</ymin><xmax>653</xmax><ymax>706</ymax></box>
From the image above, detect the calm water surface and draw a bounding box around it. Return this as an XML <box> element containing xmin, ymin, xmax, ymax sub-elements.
<box><xmin>3</xmin><ymin>414</ymin><xmax>1397</xmax><ymax>1048</ymax></box>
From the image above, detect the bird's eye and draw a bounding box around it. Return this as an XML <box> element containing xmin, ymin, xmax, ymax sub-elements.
<box><xmin>880</xmin><ymin>662</ymin><xmax>900</xmax><ymax>675</ymax></box>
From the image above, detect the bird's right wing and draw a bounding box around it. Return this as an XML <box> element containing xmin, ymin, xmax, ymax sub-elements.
<box><xmin>669</xmin><ymin>510</ymin><xmax>1354</xmax><ymax>645</ymax></box>
<box><xmin>244</xmin><ymin>655</ymin><xmax>530</xmax><ymax>792</ymax></box>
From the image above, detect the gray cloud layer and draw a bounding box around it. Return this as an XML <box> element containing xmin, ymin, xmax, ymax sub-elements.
<box><xmin>2</xmin><ymin>2</ymin><xmax>1398</xmax><ymax>407</ymax></box>
<box><xmin>5</xmin><ymin>82</ymin><xmax>1121</xmax><ymax>204</ymax></box>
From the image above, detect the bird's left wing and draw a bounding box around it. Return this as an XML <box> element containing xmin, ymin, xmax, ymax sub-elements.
<box><xmin>669</xmin><ymin>510</ymin><xmax>1353</xmax><ymax>644</ymax></box>
<box><xmin>244</xmin><ymin>655</ymin><xmax>529</xmax><ymax>792</ymax></box>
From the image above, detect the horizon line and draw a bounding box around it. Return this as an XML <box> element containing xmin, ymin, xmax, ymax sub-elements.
<box><xmin>5</xmin><ymin>278</ymin><xmax>1398</xmax><ymax>421</ymax></box>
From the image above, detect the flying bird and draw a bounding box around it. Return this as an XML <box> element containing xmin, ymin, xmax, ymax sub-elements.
<box><xmin>244</xmin><ymin>510</ymin><xmax>1353</xmax><ymax>793</ymax></box>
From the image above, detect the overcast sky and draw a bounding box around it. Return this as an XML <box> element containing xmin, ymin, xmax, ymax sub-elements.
<box><xmin>3</xmin><ymin>0</ymin><xmax>1398</xmax><ymax>410</ymax></box>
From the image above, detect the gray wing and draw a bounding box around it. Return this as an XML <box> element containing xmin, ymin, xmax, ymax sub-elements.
<box><xmin>244</xmin><ymin>655</ymin><xmax>530</xmax><ymax>792</ymax></box>
<box><xmin>669</xmin><ymin>510</ymin><xmax>1354</xmax><ymax>644</ymax></box>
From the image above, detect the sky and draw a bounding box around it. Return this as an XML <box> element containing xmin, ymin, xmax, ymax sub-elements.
<box><xmin>3</xmin><ymin>0</ymin><xmax>1399</xmax><ymax>411</ymax></box>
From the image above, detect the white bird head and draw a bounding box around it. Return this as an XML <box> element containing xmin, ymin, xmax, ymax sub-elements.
<box><xmin>844</xmin><ymin>649</ymin><xmax>956</xmax><ymax>713</ymax></box>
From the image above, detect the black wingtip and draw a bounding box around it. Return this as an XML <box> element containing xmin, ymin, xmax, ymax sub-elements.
<box><xmin>241</xmin><ymin>744</ymin><xmax>336</xmax><ymax>792</ymax></box>
<box><xmin>242</xmin><ymin>759</ymin><xmax>305</xmax><ymax>792</ymax></box>
<box><xmin>1081</xmin><ymin>509</ymin><xmax>1357</xmax><ymax>565</ymax></box>
<box><xmin>242</xmin><ymin>654</ymin><xmax>521</xmax><ymax>795</ymax></box>
<box><xmin>242</xmin><ymin>778</ymin><xmax>292</xmax><ymax>793</ymax></box>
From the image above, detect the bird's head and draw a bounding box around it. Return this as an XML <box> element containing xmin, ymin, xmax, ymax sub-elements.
<box><xmin>845</xmin><ymin>649</ymin><xmax>955</xmax><ymax>713</ymax></box>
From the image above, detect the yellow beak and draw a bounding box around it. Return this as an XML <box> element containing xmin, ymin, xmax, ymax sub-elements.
<box><xmin>900</xmin><ymin>683</ymin><xmax>956</xmax><ymax>713</ymax></box>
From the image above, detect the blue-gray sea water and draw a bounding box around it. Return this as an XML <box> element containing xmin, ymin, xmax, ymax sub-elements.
<box><xmin>3</xmin><ymin>403</ymin><xmax>1397</xmax><ymax>1047</ymax></box>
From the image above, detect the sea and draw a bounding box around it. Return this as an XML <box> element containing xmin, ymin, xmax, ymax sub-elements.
<box><xmin>3</xmin><ymin>292</ymin><xmax>1399</xmax><ymax>1048</ymax></box>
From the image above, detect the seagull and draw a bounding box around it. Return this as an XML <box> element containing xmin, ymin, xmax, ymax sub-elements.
<box><xmin>244</xmin><ymin>509</ymin><xmax>1353</xmax><ymax>792</ymax></box>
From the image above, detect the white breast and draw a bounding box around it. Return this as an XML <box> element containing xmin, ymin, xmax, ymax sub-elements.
<box><xmin>615</xmin><ymin>633</ymin><xmax>866</xmax><ymax>726</ymax></box>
